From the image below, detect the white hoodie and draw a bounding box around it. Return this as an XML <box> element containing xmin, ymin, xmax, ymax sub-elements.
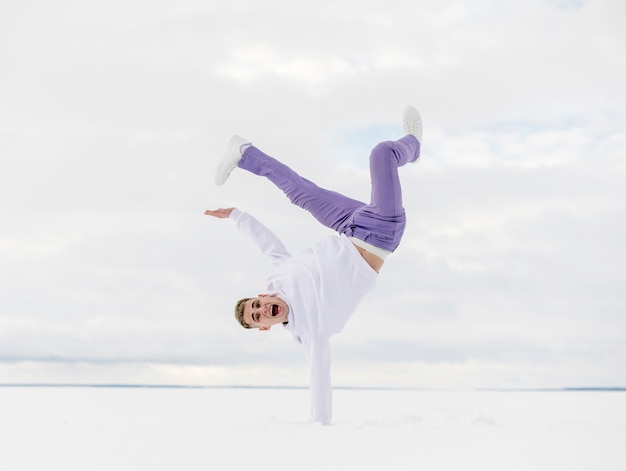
<box><xmin>230</xmin><ymin>209</ymin><xmax>378</xmax><ymax>425</ymax></box>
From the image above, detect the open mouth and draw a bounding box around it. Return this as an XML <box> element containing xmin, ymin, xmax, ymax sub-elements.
<box><xmin>270</xmin><ymin>304</ymin><xmax>279</xmax><ymax>316</ymax></box>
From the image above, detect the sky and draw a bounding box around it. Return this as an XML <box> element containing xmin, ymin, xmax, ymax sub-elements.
<box><xmin>1</xmin><ymin>0</ymin><xmax>625</xmax><ymax>389</ymax></box>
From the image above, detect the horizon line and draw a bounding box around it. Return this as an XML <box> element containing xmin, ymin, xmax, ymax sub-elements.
<box><xmin>0</xmin><ymin>383</ymin><xmax>625</xmax><ymax>392</ymax></box>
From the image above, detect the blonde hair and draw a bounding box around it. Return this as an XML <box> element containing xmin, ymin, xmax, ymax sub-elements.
<box><xmin>235</xmin><ymin>297</ymin><xmax>253</xmax><ymax>329</ymax></box>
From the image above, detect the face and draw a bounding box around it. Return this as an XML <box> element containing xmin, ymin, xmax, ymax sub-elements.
<box><xmin>243</xmin><ymin>294</ymin><xmax>289</xmax><ymax>331</ymax></box>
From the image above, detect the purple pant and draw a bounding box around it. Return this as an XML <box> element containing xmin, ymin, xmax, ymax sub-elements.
<box><xmin>238</xmin><ymin>135</ymin><xmax>420</xmax><ymax>252</ymax></box>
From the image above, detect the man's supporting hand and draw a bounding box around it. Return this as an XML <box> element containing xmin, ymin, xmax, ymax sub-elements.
<box><xmin>204</xmin><ymin>208</ymin><xmax>235</xmax><ymax>219</ymax></box>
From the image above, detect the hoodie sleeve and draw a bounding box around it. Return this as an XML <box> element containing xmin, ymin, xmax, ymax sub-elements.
<box><xmin>304</xmin><ymin>337</ymin><xmax>333</xmax><ymax>426</ymax></box>
<box><xmin>229</xmin><ymin>209</ymin><xmax>291</xmax><ymax>267</ymax></box>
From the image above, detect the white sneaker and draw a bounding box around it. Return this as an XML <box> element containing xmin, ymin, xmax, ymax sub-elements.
<box><xmin>215</xmin><ymin>135</ymin><xmax>251</xmax><ymax>185</ymax></box>
<box><xmin>402</xmin><ymin>105</ymin><xmax>423</xmax><ymax>143</ymax></box>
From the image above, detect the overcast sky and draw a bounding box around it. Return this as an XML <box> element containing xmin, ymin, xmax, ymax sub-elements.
<box><xmin>1</xmin><ymin>0</ymin><xmax>625</xmax><ymax>389</ymax></box>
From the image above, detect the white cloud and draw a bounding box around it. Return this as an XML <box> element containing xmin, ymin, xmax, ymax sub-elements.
<box><xmin>0</xmin><ymin>0</ymin><xmax>624</xmax><ymax>389</ymax></box>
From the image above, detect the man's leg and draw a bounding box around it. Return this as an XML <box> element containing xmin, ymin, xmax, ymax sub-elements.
<box><xmin>368</xmin><ymin>134</ymin><xmax>420</xmax><ymax>216</ymax></box>
<box><xmin>348</xmin><ymin>134</ymin><xmax>420</xmax><ymax>252</ymax></box>
<box><xmin>238</xmin><ymin>146</ymin><xmax>365</xmax><ymax>232</ymax></box>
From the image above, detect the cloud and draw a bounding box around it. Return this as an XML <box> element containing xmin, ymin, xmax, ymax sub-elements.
<box><xmin>1</xmin><ymin>0</ymin><xmax>625</xmax><ymax>388</ymax></box>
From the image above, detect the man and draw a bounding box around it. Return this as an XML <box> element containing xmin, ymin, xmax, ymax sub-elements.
<box><xmin>205</xmin><ymin>106</ymin><xmax>422</xmax><ymax>425</ymax></box>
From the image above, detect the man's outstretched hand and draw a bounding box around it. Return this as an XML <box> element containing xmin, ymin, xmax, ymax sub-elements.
<box><xmin>204</xmin><ymin>208</ymin><xmax>235</xmax><ymax>219</ymax></box>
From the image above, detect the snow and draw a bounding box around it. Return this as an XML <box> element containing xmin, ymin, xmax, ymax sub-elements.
<box><xmin>1</xmin><ymin>387</ymin><xmax>624</xmax><ymax>470</ymax></box>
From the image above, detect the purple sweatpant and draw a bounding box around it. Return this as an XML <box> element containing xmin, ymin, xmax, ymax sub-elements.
<box><xmin>238</xmin><ymin>135</ymin><xmax>420</xmax><ymax>252</ymax></box>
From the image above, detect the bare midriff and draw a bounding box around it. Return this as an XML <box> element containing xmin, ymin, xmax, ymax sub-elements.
<box><xmin>352</xmin><ymin>243</ymin><xmax>384</xmax><ymax>273</ymax></box>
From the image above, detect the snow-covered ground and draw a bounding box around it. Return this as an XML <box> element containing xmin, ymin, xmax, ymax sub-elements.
<box><xmin>1</xmin><ymin>387</ymin><xmax>624</xmax><ymax>471</ymax></box>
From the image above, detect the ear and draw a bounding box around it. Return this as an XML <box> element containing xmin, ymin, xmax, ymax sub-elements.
<box><xmin>259</xmin><ymin>326</ymin><xmax>271</xmax><ymax>331</ymax></box>
<box><xmin>258</xmin><ymin>293</ymin><xmax>268</xmax><ymax>298</ymax></box>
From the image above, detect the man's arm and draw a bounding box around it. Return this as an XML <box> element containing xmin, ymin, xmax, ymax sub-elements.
<box><xmin>305</xmin><ymin>337</ymin><xmax>333</xmax><ymax>426</ymax></box>
<box><xmin>205</xmin><ymin>207</ymin><xmax>291</xmax><ymax>266</ymax></box>
<box><xmin>204</xmin><ymin>208</ymin><xmax>235</xmax><ymax>219</ymax></box>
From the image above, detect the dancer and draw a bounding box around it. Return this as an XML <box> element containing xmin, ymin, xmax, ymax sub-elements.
<box><xmin>205</xmin><ymin>106</ymin><xmax>423</xmax><ymax>425</ymax></box>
